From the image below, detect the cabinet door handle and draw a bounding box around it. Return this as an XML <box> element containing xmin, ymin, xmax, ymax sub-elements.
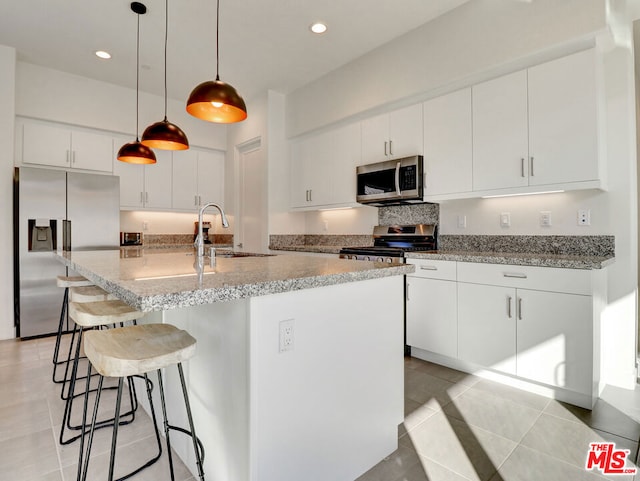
<box><xmin>507</xmin><ymin>295</ymin><xmax>512</xmax><ymax>318</ymax></box>
<box><xmin>309</xmin><ymin>189</ymin><xmax>312</xmax><ymax>202</ymax></box>
<box><xmin>145</xmin><ymin>192</ymin><xmax>149</xmax><ymax>203</ymax></box>
<box><xmin>66</xmin><ymin>150</ymin><xmax>71</xmax><ymax>164</ymax></box>
<box><xmin>199</xmin><ymin>195</ymin><xmax>202</xmax><ymax>205</ymax></box>
<box><xmin>521</xmin><ymin>158</ymin><xmax>525</xmax><ymax>177</ymax></box>
<box><xmin>140</xmin><ymin>192</ymin><xmax>144</xmax><ymax>204</ymax></box>
<box><xmin>530</xmin><ymin>156</ymin><xmax>534</xmax><ymax>176</ymax></box>
<box><xmin>420</xmin><ymin>265</ymin><xmax>438</xmax><ymax>271</ymax></box>
<box><xmin>72</xmin><ymin>151</ymin><xmax>76</xmax><ymax>165</ymax></box>
<box><xmin>518</xmin><ymin>297</ymin><xmax>523</xmax><ymax>320</ymax></box>
<box><xmin>389</xmin><ymin>140</ymin><xmax>393</xmax><ymax>156</ymax></box>
<box><xmin>503</xmin><ymin>272</ymin><xmax>527</xmax><ymax>279</ymax></box>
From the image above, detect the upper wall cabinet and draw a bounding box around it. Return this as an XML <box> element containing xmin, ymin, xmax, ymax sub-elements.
<box><xmin>472</xmin><ymin>49</ymin><xmax>600</xmax><ymax>192</ymax></box>
<box><xmin>113</xmin><ymin>136</ymin><xmax>173</xmax><ymax>210</ymax></box>
<box><xmin>361</xmin><ymin>104</ymin><xmax>423</xmax><ymax>164</ymax></box>
<box><xmin>291</xmin><ymin>122</ymin><xmax>361</xmax><ymax>210</ymax></box>
<box><xmin>423</xmin><ymin>88</ymin><xmax>473</xmax><ymax>197</ymax></box>
<box><xmin>19</xmin><ymin>119</ymin><xmax>113</xmax><ymax>172</ymax></box>
<box><xmin>172</xmin><ymin>148</ymin><xmax>225</xmax><ymax>211</ymax></box>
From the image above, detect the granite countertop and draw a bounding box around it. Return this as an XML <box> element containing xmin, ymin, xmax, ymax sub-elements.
<box><xmin>55</xmin><ymin>249</ymin><xmax>413</xmax><ymax>311</ymax></box>
<box><xmin>269</xmin><ymin>245</ymin><xmax>342</xmax><ymax>254</ymax></box>
<box><xmin>405</xmin><ymin>250</ymin><xmax>614</xmax><ymax>270</ymax></box>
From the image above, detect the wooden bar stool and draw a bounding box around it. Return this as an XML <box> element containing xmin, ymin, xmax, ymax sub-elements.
<box><xmin>79</xmin><ymin>324</ymin><xmax>205</xmax><ymax>481</ymax></box>
<box><xmin>60</xmin><ymin>286</ymin><xmax>118</xmax><ymax>401</ymax></box>
<box><xmin>59</xmin><ymin>300</ymin><xmax>144</xmax><ymax>446</ymax></box>
<box><xmin>53</xmin><ymin>276</ymin><xmax>94</xmax><ymax>384</ymax></box>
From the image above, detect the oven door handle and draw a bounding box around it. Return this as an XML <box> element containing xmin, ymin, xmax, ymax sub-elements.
<box><xmin>395</xmin><ymin>161</ymin><xmax>401</xmax><ymax>196</ymax></box>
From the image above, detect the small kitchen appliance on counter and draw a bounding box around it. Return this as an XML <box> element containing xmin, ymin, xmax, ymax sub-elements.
<box><xmin>194</xmin><ymin>221</ymin><xmax>212</xmax><ymax>244</ymax></box>
<box><xmin>120</xmin><ymin>232</ymin><xmax>142</xmax><ymax>246</ymax></box>
<box><xmin>339</xmin><ymin>224</ymin><xmax>437</xmax><ymax>264</ymax></box>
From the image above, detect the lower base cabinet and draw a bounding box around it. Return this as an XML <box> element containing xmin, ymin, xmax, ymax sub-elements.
<box><xmin>406</xmin><ymin>259</ymin><xmax>605</xmax><ymax>408</ymax></box>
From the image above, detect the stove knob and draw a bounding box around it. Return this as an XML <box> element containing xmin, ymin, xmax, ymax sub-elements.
<box><xmin>386</xmin><ymin>258</ymin><xmax>393</xmax><ymax>263</ymax></box>
<box><xmin>378</xmin><ymin>257</ymin><xmax>384</xmax><ymax>262</ymax></box>
<box><xmin>365</xmin><ymin>256</ymin><xmax>371</xmax><ymax>261</ymax></box>
<box><xmin>352</xmin><ymin>255</ymin><xmax>358</xmax><ymax>260</ymax></box>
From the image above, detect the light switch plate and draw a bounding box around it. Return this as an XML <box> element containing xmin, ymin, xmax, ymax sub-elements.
<box><xmin>457</xmin><ymin>215</ymin><xmax>467</xmax><ymax>229</ymax></box>
<box><xmin>540</xmin><ymin>211</ymin><xmax>552</xmax><ymax>227</ymax></box>
<box><xmin>500</xmin><ymin>212</ymin><xmax>511</xmax><ymax>228</ymax></box>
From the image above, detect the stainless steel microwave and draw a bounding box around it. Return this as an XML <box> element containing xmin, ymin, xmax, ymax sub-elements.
<box><xmin>356</xmin><ymin>155</ymin><xmax>423</xmax><ymax>205</ymax></box>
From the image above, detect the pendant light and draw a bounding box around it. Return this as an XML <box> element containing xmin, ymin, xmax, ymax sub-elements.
<box><xmin>118</xmin><ymin>2</ymin><xmax>157</xmax><ymax>165</ymax></box>
<box><xmin>141</xmin><ymin>0</ymin><xmax>189</xmax><ymax>150</ymax></box>
<box><xmin>186</xmin><ymin>0</ymin><xmax>247</xmax><ymax>123</ymax></box>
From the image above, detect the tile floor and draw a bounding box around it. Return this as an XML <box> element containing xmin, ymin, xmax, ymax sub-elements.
<box><xmin>1</xmin><ymin>335</ymin><xmax>639</xmax><ymax>481</ymax></box>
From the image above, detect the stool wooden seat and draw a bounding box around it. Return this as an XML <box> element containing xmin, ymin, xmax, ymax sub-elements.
<box><xmin>84</xmin><ymin>324</ymin><xmax>196</xmax><ymax>378</ymax></box>
<box><xmin>53</xmin><ymin>276</ymin><xmax>95</xmax><ymax>384</ymax></box>
<box><xmin>79</xmin><ymin>324</ymin><xmax>205</xmax><ymax>481</ymax></box>
<box><xmin>59</xmin><ymin>300</ymin><xmax>145</xmax><ymax>446</ymax></box>
<box><xmin>69</xmin><ymin>300</ymin><xmax>143</xmax><ymax>328</ymax></box>
<box><xmin>70</xmin><ymin>285</ymin><xmax>117</xmax><ymax>303</ymax></box>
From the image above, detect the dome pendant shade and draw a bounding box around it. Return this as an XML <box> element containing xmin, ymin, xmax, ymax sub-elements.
<box><xmin>141</xmin><ymin>118</ymin><xmax>189</xmax><ymax>150</ymax></box>
<box><xmin>186</xmin><ymin>79</ymin><xmax>247</xmax><ymax>123</ymax></box>
<box><xmin>117</xmin><ymin>140</ymin><xmax>157</xmax><ymax>165</ymax></box>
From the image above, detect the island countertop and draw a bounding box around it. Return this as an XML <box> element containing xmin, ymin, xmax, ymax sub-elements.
<box><xmin>55</xmin><ymin>249</ymin><xmax>414</xmax><ymax>312</ymax></box>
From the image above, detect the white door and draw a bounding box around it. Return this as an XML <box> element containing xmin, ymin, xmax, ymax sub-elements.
<box><xmin>472</xmin><ymin>70</ymin><xmax>529</xmax><ymax>191</ymax></box>
<box><xmin>237</xmin><ymin>139</ymin><xmax>266</xmax><ymax>253</ymax></box>
<box><xmin>457</xmin><ymin>282</ymin><xmax>517</xmax><ymax>374</ymax></box>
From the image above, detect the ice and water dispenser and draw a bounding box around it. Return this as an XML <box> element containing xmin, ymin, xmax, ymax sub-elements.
<box><xmin>27</xmin><ymin>218</ymin><xmax>57</xmax><ymax>251</ymax></box>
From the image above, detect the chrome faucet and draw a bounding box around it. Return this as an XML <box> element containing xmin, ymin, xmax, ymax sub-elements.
<box><xmin>195</xmin><ymin>202</ymin><xmax>229</xmax><ymax>260</ymax></box>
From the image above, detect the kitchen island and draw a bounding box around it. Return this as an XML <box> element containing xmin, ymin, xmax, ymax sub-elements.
<box><xmin>56</xmin><ymin>249</ymin><xmax>413</xmax><ymax>481</ymax></box>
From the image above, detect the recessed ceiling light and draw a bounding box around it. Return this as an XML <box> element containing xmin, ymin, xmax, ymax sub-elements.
<box><xmin>310</xmin><ymin>22</ymin><xmax>327</xmax><ymax>34</ymax></box>
<box><xmin>95</xmin><ymin>50</ymin><xmax>111</xmax><ymax>59</ymax></box>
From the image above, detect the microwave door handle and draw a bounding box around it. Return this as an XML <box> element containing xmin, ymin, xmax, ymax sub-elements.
<box><xmin>395</xmin><ymin>161</ymin><xmax>401</xmax><ymax>196</ymax></box>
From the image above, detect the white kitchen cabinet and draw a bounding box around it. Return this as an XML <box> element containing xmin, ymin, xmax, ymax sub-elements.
<box><xmin>472</xmin><ymin>49</ymin><xmax>600</xmax><ymax>192</ymax></box>
<box><xmin>113</xmin><ymin>137</ymin><xmax>172</xmax><ymax>210</ymax></box>
<box><xmin>172</xmin><ymin>148</ymin><xmax>225</xmax><ymax>211</ymax></box>
<box><xmin>423</xmin><ymin>88</ymin><xmax>473</xmax><ymax>197</ymax></box>
<box><xmin>291</xmin><ymin>122</ymin><xmax>360</xmax><ymax>209</ymax></box>
<box><xmin>456</xmin><ymin>262</ymin><xmax>597</xmax><ymax>401</ymax></box>
<box><xmin>472</xmin><ymin>70</ymin><xmax>529</xmax><ymax>191</ymax></box>
<box><xmin>457</xmin><ymin>282</ymin><xmax>517</xmax><ymax>374</ymax></box>
<box><xmin>516</xmin><ymin>289</ymin><xmax>592</xmax><ymax>395</ymax></box>
<box><xmin>361</xmin><ymin>104</ymin><xmax>423</xmax><ymax>164</ymax></box>
<box><xmin>527</xmin><ymin>48</ymin><xmax>599</xmax><ymax>186</ymax></box>
<box><xmin>20</xmin><ymin>119</ymin><xmax>113</xmax><ymax>172</ymax></box>
<box><xmin>406</xmin><ymin>259</ymin><xmax>457</xmax><ymax>358</ymax></box>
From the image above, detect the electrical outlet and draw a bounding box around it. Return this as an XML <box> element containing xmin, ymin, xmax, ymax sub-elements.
<box><xmin>279</xmin><ymin>319</ymin><xmax>295</xmax><ymax>353</ymax></box>
<box><xmin>577</xmin><ymin>209</ymin><xmax>591</xmax><ymax>226</ymax></box>
<box><xmin>457</xmin><ymin>215</ymin><xmax>467</xmax><ymax>229</ymax></box>
<box><xmin>500</xmin><ymin>212</ymin><xmax>511</xmax><ymax>228</ymax></box>
<box><xmin>540</xmin><ymin>211</ymin><xmax>552</xmax><ymax>227</ymax></box>
<box><xmin>142</xmin><ymin>221</ymin><xmax>149</xmax><ymax>231</ymax></box>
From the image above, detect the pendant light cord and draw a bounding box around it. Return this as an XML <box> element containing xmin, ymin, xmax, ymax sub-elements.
<box><xmin>215</xmin><ymin>0</ymin><xmax>220</xmax><ymax>81</ymax></box>
<box><xmin>135</xmin><ymin>11</ymin><xmax>141</xmax><ymax>140</ymax></box>
<box><xmin>163</xmin><ymin>0</ymin><xmax>168</xmax><ymax>120</ymax></box>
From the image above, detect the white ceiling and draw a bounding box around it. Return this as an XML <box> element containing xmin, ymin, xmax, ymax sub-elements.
<box><xmin>0</xmin><ymin>0</ymin><xmax>471</xmax><ymax>103</ymax></box>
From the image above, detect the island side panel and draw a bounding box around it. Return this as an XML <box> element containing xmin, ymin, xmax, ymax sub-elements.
<box><xmin>249</xmin><ymin>275</ymin><xmax>405</xmax><ymax>481</ymax></box>
<box><xmin>161</xmin><ymin>299</ymin><xmax>251</xmax><ymax>481</ymax></box>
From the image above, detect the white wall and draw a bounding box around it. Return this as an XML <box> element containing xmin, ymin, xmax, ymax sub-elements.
<box><xmin>0</xmin><ymin>46</ymin><xmax>16</xmax><ymax>340</ymax></box>
<box><xmin>16</xmin><ymin>62</ymin><xmax>227</xmax><ymax>150</ymax></box>
<box><xmin>304</xmin><ymin>207</ymin><xmax>379</xmax><ymax>235</ymax></box>
<box><xmin>286</xmin><ymin>0</ymin><xmax>606</xmax><ymax>137</ymax></box>
<box><xmin>120</xmin><ymin>210</ymin><xmax>224</xmax><ymax>235</ymax></box>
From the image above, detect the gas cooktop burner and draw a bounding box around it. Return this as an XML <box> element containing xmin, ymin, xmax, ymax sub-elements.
<box><xmin>339</xmin><ymin>223</ymin><xmax>437</xmax><ymax>263</ymax></box>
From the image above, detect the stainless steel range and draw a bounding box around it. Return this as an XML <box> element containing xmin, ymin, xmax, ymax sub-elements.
<box><xmin>339</xmin><ymin>224</ymin><xmax>437</xmax><ymax>264</ymax></box>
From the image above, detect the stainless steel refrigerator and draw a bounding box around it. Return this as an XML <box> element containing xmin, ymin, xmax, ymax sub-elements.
<box><xmin>13</xmin><ymin>167</ymin><xmax>120</xmax><ymax>338</ymax></box>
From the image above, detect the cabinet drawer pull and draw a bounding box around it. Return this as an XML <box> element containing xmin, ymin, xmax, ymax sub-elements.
<box><xmin>419</xmin><ymin>265</ymin><xmax>438</xmax><ymax>271</ymax></box>
<box><xmin>521</xmin><ymin>158</ymin><xmax>525</xmax><ymax>177</ymax></box>
<box><xmin>518</xmin><ymin>297</ymin><xmax>523</xmax><ymax>320</ymax></box>
<box><xmin>530</xmin><ymin>156</ymin><xmax>534</xmax><ymax>176</ymax></box>
<box><xmin>503</xmin><ymin>272</ymin><xmax>527</xmax><ymax>279</ymax></box>
<box><xmin>507</xmin><ymin>295</ymin><xmax>512</xmax><ymax>318</ymax></box>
